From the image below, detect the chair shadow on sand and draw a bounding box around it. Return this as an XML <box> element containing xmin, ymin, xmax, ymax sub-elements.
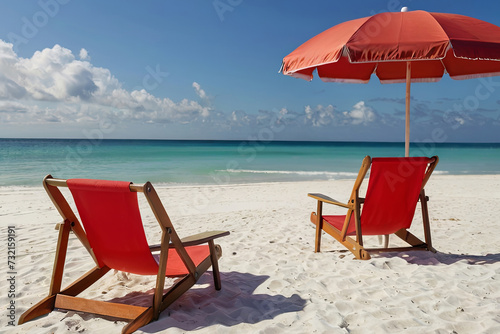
<box><xmin>380</xmin><ymin>251</ymin><xmax>500</xmax><ymax>266</ymax></box>
<box><xmin>104</xmin><ymin>271</ymin><xmax>306</xmax><ymax>332</ymax></box>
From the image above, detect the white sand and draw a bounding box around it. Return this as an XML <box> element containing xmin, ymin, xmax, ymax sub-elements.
<box><xmin>1</xmin><ymin>175</ymin><xmax>499</xmax><ymax>333</ymax></box>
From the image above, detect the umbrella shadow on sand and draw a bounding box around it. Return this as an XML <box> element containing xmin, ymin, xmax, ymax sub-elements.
<box><xmin>380</xmin><ymin>251</ymin><xmax>500</xmax><ymax>265</ymax></box>
<box><xmin>125</xmin><ymin>271</ymin><xmax>306</xmax><ymax>332</ymax></box>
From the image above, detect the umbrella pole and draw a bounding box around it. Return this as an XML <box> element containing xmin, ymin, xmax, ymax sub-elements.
<box><xmin>405</xmin><ymin>61</ymin><xmax>411</xmax><ymax>157</ymax></box>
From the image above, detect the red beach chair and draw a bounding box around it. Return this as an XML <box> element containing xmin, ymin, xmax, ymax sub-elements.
<box><xmin>309</xmin><ymin>156</ymin><xmax>438</xmax><ymax>260</ymax></box>
<box><xmin>19</xmin><ymin>176</ymin><xmax>229</xmax><ymax>333</ymax></box>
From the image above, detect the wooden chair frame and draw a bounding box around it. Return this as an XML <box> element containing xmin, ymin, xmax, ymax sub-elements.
<box><xmin>309</xmin><ymin>156</ymin><xmax>438</xmax><ymax>260</ymax></box>
<box><xmin>19</xmin><ymin>175</ymin><xmax>229</xmax><ymax>333</ymax></box>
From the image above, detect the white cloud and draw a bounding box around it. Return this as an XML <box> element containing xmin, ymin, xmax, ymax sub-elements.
<box><xmin>343</xmin><ymin>101</ymin><xmax>376</xmax><ymax>125</ymax></box>
<box><xmin>304</xmin><ymin>104</ymin><xmax>336</xmax><ymax>127</ymax></box>
<box><xmin>0</xmin><ymin>101</ymin><xmax>30</xmax><ymax>115</ymax></box>
<box><xmin>192</xmin><ymin>81</ymin><xmax>212</xmax><ymax>116</ymax></box>
<box><xmin>192</xmin><ymin>81</ymin><xmax>206</xmax><ymax>99</ymax></box>
<box><xmin>0</xmin><ymin>40</ymin><xmax>210</xmax><ymax>125</ymax></box>
<box><xmin>79</xmin><ymin>48</ymin><xmax>90</xmax><ymax>60</ymax></box>
<box><xmin>0</xmin><ymin>75</ymin><xmax>27</xmax><ymax>99</ymax></box>
<box><xmin>230</xmin><ymin>110</ymin><xmax>252</xmax><ymax>126</ymax></box>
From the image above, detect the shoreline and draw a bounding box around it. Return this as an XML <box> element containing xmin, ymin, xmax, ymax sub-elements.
<box><xmin>1</xmin><ymin>176</ymin><xmax>499</xmax><ymax>333</ymax></box>
<box><xmin>1</xmin><ymin>173</ymin><xmax>499</xmax><ymax>189</ymax></box>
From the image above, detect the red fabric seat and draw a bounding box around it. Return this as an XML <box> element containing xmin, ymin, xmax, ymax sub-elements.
<box><xmin>67</xmin><ymin>179</ymin><xmax>210</xmax><ymax>276</ymax></box>
<box><xmin>322</xmin><ymin>157</ymin><xmax>430</xmax><ymax>236</ymax></box>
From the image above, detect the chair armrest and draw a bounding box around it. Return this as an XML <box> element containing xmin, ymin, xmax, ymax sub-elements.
<box><xmin>308</xmin><ymin>193</ymin><xmax>351</xmax><ymax>208</ymax></box>
<box><xmin>149</xmin><ymin>230</ymin><xmax>229</xmax><ymax>251</ymax></box>
<box><xmin>180</xmin><ymin>230</ymin><xmax>230</xmax><ymax>247</ymax></box>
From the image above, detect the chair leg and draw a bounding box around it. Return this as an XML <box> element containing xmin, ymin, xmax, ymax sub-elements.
<box><xmin>209</xmin><ymin>240</ymin><xmax>222</xmax><ymax>290</ymax></box>
<box><xmin>18</xmin><ymin>295</ymin><xmax>57</xmax><ymax>325</ymax></box>
<box><xmin>310</xmin><ymin>212</ymin><xmax>324</xmax><ymax>252</ymax></box>
<box><xmin>341</xmin><ymin>236</ymin><xmax>371</xmax><ymax>260</ymax></box>
<box><xmin>394</xmin><ymin>229</ymin><xmax>426</xmax><ymax>247</ymax></box>
<box><xmin>153</xmin><ymin>230</ymin><xmax>169</xmax><ymax>320</ymax></box>
<box><xmin>19</xmin><ymin>220</ymin><xmax>72</xmax><ymax>325</ymax></box>
<box><xmin>314</xmin><ymin>219</ymin><xmax>322</xmax><ymax>253</ymax></box>
<box><xmin>353</xmin><ymin>201</ymin><xmax>363</xmax><ymax>247</ymax></box>
<box><xmin>122</xmin><ymin>308</ymin><xmax>154</xmax><ymax>334</ymax></box>
<box><xmin>420</xmin><ymin>190</ymin><xmax>436</xmax><ymax>252</ymax></box>
<box><xmin>314</xmin><ymin>200</ymin><xmax>323</xmax><ymax>253</ymax></box>
<box><xmin>357</xmin><ymin>248</ymin><xmax>371</xmax><ymax>260</ymax></box>
<box><xmin>50</xmin><ymin>220</ymin><xmax>72</xmax><ymax>295</ymax></box>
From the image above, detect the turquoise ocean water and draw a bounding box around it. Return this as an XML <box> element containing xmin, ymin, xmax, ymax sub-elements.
<box><xmin>1</xmin><ymin>139</ymin><xmax>499</xmax><ymax>187</ymax></box>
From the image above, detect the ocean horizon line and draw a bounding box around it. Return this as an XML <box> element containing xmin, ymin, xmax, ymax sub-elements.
<box><xmin>2</xmin><ymin>138</ymin><xmax>500</xmax><ymax>146</ymax></box>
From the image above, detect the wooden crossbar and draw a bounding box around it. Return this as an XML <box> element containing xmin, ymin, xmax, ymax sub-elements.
<box><xmin>55</xmin><ymin>295</ymin><xmax>148</xmax><ymax>320</ymax></box>
<box><xmin>44</xmin><ymin>178</ymin><xmax>145</xmax><ymax>193</ymax></box>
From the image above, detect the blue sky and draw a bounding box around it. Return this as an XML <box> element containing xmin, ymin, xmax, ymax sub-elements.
<box><xmin>0</xmin><ymin>0</ymin><xmax>499</xmax><ymax>142</ymax></box>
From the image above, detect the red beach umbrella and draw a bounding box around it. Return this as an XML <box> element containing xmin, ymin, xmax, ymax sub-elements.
<box><xmin>281</xmin><ymin>8</ymin><xmax>500</xmax><ymax>156</ymax></box>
